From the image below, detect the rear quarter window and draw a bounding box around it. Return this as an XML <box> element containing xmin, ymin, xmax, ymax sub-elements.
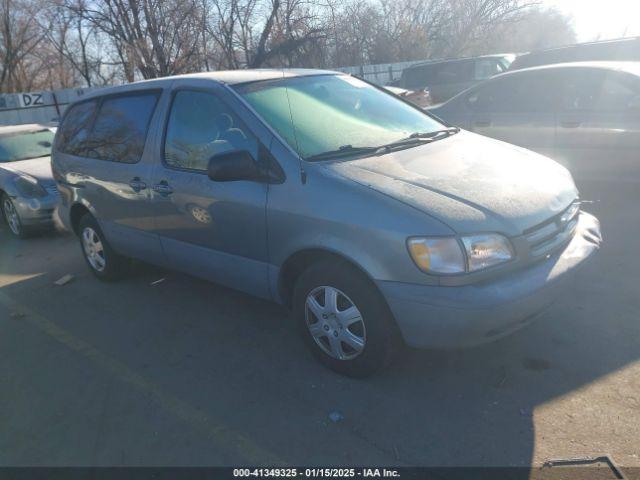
<box><xmin>56</xmin><ymin>100</ymin><xmax>98</xmax><ymax>156</ymax></box>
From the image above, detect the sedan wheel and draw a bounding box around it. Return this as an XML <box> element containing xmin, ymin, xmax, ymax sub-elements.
<box><xmin>2</xmin><ymin>196</ymin><xmax>22</xmax><ymax>236</ymax></box>
<box><xmin>305</xmin><ymin>286</ymin><xmax>367</xmax><ymax>360</ymax></box>
<box><xmin>82</xmin><ymin>226</ymin><xmax>106</xmax><ymax>272</ymax></box>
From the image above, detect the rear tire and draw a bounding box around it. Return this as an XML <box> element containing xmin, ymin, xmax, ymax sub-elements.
<box><xmin>78</xmin><ymin>214</ymin><xmax>128</xmax><ymax>281</ymax></box>
<box><xmin>292</xmin><ymin>261</ymin><xmax>400</xmax><ymax>377</ymax></box>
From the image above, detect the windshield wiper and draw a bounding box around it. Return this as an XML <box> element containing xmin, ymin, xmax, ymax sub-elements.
<box><xmin>305</xmin><ymin>127</ymin><xmax>460</xmax><ymax>161</ymax></box>
<box><xmin>306</xmin><ymin>145</ymin><xmax>378</xmax><ymax>162</ymax></box>
<box><xmin>374</xmin><ymin>127</ymin><xmax>460</xmax><ymax>155</ymax></box>
<box><xmin>408</xmin><ymin>127</ymin><xmax>460</xmax><ymax>140</ymax></box>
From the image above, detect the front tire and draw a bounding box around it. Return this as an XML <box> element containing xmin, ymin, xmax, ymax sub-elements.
<box><xmin>292</xmin><ymin>261</ymin><xmax>400</xmax><ymax>377</ymax></box>
<box><xmin>78</xmin><ymin>214</ymin><xmax>128</xmax><ymax>281</ymax></box>
<box><xmin>2</xmin><ymin>194</ymin><xmax>29</xmax><ymax>238</ymax></box>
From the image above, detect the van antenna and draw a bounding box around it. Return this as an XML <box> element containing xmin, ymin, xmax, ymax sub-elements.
<box><xmin>281</xmin><ymin>67</ymin><xmax>306</xmax><ymax>184</ymax></box>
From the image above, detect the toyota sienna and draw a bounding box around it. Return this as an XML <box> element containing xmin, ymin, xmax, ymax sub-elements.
<box><xmin>51</xmin><ymin>70</ymin><xmax>602</xmax><ymax>376</ymax></box>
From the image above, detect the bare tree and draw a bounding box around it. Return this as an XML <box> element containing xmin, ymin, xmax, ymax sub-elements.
<box><xmin>66</xmin><ymin>0</ymin><xmax>203</xmax><ymax>79</ymax></box>
<box><xmin>0</xmin><ymin>0</ymin><xmax>46</xmax><ymax>92</ymax></box>
<box><xmin>0</xmin><ymin>0</ymin><xmax>576</xmax><ymax>93</ymax></box>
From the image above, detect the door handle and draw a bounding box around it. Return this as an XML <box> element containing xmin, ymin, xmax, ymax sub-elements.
<box><xmin>129</xmin><ymin>177</ymin><xmax>147</xmax><ymax>193</ymax></box>
<box><xmin>560</xmin><ymin>120</ymin><xmax>581</xmax><ymax>128</ymax></box>
<box><xmin>152</xmin><ymin>181</ymin><xmax>173</xmax><ymax>196</ymax></box>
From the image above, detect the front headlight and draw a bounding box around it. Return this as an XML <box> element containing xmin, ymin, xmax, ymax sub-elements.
<box><xmin>461</xmin><ymin>233</ymin><xmax>514</xmax><ymax>272</ymax></box>
<box><xmin>407</xmin><ymin>237</ymin><xmax>466</xmax><ymax>274</ymax></box>
<box><xmin>13</xmin><ymin>175</ymin><xmax>47</xmax><ymax>198</ymax></box>
<box><xmin>408</xmin><ymin>233</ymin><xmax>514</xmax><ymax>274</ymax></box>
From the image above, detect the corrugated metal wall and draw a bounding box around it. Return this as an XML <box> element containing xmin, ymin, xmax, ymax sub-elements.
<box><xmin>0</xmin><ymin>87</ymin><xmax>101</xmax><ymax>126</ymax></box>
<box><xmin>333</xmin><ymin>60</ymin><xmax>423</xmax><ymax>85</ymax></box>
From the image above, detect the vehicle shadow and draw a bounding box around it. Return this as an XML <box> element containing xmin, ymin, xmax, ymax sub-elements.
<box><xmin>0</xmin><ymin>180</ymin><xmax>637</xmax><ymax>470</ymax></box>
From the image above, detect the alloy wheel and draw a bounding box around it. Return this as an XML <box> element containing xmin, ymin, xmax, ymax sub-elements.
<box><xmin>3</xmin><ymin>198</ymin><xmax>21</xmax><ymax>236</ymax></box>
<box><xmin>82</xmin><ymin>227</ymin><xmax>106</xmax><ymax>272</ymax></box>
<box><xmin>304</xmin><ymin>286</ymin><xmax>367</xmax><ymax>360</ymax></box>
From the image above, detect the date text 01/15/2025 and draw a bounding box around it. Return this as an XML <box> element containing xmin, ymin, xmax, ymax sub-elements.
<box><xmin>232</xmin><ymin>468</ymin><xmax>400</xmax><ymax>478</ymax></box>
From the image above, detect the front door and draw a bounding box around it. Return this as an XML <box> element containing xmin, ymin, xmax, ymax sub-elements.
<box><xmin>149</xmin><ymin>86</ymin><xmax>271</xmax><ymax>299</ymax></box>
<box><xmin>555</xmin><ymin>68</ymin><xmax>640</xmax><ymax>182</ymax></box>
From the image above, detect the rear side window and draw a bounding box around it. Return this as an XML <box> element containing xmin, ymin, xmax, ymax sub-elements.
<box><xmin>57</xmin><ymin>100</ymin><xmax>98</xmax><ymax>156</ymax></box>
<box><xmin>85</xmin><ymin>92</ymin><xmax>160</xmax><ymax>163</ymax></box>
<box><xmin>404</xmin><ymin>61</ymin><xmax>473</xmax><ymax>89</ymax></box>
<box><xmin>474</xmin><ymin>59</ymin><xmax>505</xmax><ymax>80</ymax></box>
<box><xmin>561</xmin><ymin>70</ymin><xmax>640</xmax><ymax>112</ymax></box>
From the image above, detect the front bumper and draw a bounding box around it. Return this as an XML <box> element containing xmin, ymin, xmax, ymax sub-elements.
<box><xmin>13</xmin><ymin>194</ymin><xmax>59</xmax><ymax>227</ymax></box>
<box><xmin>377</xmin><ymin>212</ymin><xmax>602</xmax><ymax>348</ymax></box>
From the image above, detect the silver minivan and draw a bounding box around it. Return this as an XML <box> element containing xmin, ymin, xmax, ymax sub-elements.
<box><xmin>52</xmin><ymin>70</ymin><xmax>602</xmax><ymax>376</ymax></box>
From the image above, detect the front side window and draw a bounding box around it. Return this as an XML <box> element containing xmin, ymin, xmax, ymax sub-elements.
<box><xmin>164</xmin><ymin>90</ymin><xmax>258</xmax><ymax>172</ymax></box>
<box><xmin>85</xmin><ymin>92</ymin><xmax>159</xmax><ymax>163</ymax></box>
<box><xmin>474</xmin><ymin>59</ymin><xmax>505</xmax><ymax>80</ymax></box>
<box><xmin>0</xmin><ymin>129</ymin><xmax>55</xmax><ymax>163</ymax></box>
<box><xmin>57</xmin><ymin>100</ymin><xmax>97</xmax><ymax>156</ymax></box>
<box><xmin>236</xmin><ymin>75</ymin><xmax>444</xmax><ymax>160</ymax></box>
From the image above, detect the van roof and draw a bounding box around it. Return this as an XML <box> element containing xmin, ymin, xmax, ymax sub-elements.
<box><xmin>82</xmin><ymin>68</ymin><xmax>338</xmax><ymax>99</ymax></box>
<box><xmin>522</xmin><ymin>36</ymin><xmax>640</xmax><ymax>56</ymax></box>
<box><xmin>407</xmin><ymin>54</ymin><xmax>515</xmax><ymax>69</ymax></box>
<box><xmin>496</xmin><ymin>61</ymin><xmax>640</xmax><ymax>78</ymax></box>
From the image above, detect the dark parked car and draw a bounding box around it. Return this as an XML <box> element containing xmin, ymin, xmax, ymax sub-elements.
<box><xmin>430</xmin><ymin>62</ymin><xmax>640</xmax><ymax>181</ymax></box>
<box><xmin>52</xmin><ymin>69</ymin><xmax>600</xmax><ymax>376</ymax></box>
<box><xmin>383</xmin><ymin>86</ymin><xmax>432</xmax><ymax>108</ymax></box>
<box><xmin>509</xmin><ymin>37</ymin><xmax>640</xmax><ymax>71</ymax></box>
<box><xmin>395</xmin><ymin>54</ymin><xmax>515</xmax><ymax>104</ymax></box>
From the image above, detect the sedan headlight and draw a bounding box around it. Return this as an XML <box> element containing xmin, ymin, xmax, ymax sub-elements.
<box><xmin>13</xmin><ymin>175</ymin><xmax>47</xmax><ymax>198</ymax></box>
<box><xmin>408</xmin><ymin>233</ymin><xmax>514</xmax><ymax>274</ymax></box>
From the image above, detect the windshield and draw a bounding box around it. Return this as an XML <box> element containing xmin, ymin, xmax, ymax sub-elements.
<box><xmin>0</xmin><ymin>129</ymin><xmax>55</xmax><ymax>163</ymax></box>
<box><xmin>235</xmin><ymin>75</ymin><xmax>444</xmax><ymax>160</ymax></box>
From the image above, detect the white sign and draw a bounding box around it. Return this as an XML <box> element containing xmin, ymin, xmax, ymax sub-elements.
<box><xmin>18</xmin><ymin>92</ymin><xmax>45</xmax><ymax>108</ymax></box>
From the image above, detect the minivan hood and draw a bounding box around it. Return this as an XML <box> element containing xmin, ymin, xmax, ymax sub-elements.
<box><xmin>1</xmin><ymin>156</ymin><xmax>54</xmax><ymax>184</ymax></box>
<box><xmin>324</xmin><ymin>131</ymin><xmax>578</xmax><ymax>236</ymax></box>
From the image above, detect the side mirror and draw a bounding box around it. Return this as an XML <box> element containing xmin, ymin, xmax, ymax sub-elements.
<box><xmin>207</xmin><ymin>150</ymin><xmax>262</xmax><ymax>182</ymax></box>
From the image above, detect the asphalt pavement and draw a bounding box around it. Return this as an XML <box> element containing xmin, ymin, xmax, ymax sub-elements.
<box><xmin>0</xmin><ymin>179</ymin><xmax>638</xmax><ymax>468</ymax></box>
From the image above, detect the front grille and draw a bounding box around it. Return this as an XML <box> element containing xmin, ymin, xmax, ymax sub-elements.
<box><xmin>45</xmin><ymin>184</ymin><xmax>59</xmax><ymax>198</ymax></box>
<box><xmin>524</xmin><ymin>202</ymin><xmax>580</xmax><ymax>258</ymax></box>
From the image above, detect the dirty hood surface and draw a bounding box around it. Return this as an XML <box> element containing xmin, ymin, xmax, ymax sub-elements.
<box><xmin>325</xmin><ymin>131</ymin><xmax>578</xmax><ymax>236</ymax></box>
<box><xmin>1</xmin><ymin>156</ymin><xmax>54</xmax><ymax>185</ymax></box>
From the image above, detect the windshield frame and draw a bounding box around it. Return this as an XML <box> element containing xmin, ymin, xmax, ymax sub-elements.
<box><xmin>229</xmin><ymin>73</ymin><xmax>452</xmax><ymax>163</ymax></box>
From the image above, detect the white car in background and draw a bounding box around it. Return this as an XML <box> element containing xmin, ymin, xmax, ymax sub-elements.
<box><xmin>0</xmin><ymin>124</ymin><xmax>59</xmax><ymax>238</ymax></box>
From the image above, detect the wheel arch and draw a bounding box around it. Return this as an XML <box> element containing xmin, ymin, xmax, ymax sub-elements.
<box><xmin>69</xmin><ymin>202</ymin><xmax>93</xmax><ymax>235</ymax></box>
<box><xmin>277</xmin><ymin>248</ymin><xmax>383</xmax><ymax>308</ymax></box>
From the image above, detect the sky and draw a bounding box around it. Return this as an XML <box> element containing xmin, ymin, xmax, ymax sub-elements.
<box><xmin>543</xmin><ymin>0</ymin><xmax>640</xmax><ymax>41</ymax></box>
